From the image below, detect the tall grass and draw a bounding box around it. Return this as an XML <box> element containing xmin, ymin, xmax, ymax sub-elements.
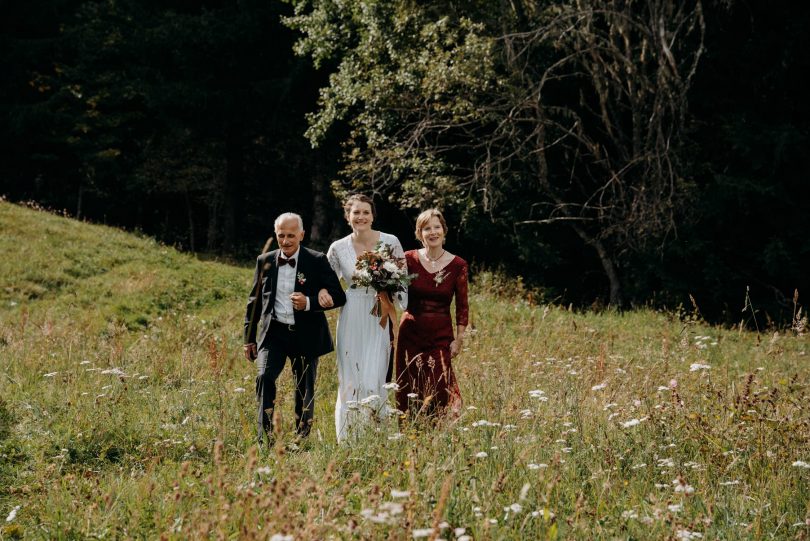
<box><xmin>1</xmin><ymin>201</ymin><xmax>808</xmax><ymax>540</ymax></box>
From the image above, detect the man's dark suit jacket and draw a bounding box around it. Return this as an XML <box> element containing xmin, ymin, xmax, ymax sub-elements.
<box><xmin>243</xmin><ymin>246</ymin><xmax>346</xmax><ymax>358</ymax></box>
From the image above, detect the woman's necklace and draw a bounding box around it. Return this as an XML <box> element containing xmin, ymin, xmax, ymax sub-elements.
<box><xmin>424</xmin><ymin>248</ymin><xmax>446</xmax><ymax>270</ymax></box>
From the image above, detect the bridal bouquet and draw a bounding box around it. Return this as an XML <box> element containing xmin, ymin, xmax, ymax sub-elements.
<box><xmin>352</xmin><ymin>242</ymin><xmax>415</xmax><ymax>320</ymax></box>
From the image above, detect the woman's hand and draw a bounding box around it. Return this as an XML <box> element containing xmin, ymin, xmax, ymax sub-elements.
<box><xmin>318</xmin><ymin>288</ymin><xmax>334</xmax><ymax>308</ymax></box>
<box><xmin>450</xmin><ymin>339</ymin><xmax>462</xmax><ymax>358</ymax></box>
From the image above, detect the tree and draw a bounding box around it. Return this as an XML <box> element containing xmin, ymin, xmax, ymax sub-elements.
<box><xmin>287</xmin><ymin>0</ymin><xmax>705</xmax><ymax>306</ymax></box>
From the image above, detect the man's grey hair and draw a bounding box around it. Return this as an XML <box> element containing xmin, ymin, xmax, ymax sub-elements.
<box><xmin>274</xmin><ymin>212</ymin><xmax>304</xmax><ymax>231</ymax></box>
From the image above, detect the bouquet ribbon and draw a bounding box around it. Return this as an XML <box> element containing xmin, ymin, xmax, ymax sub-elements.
<box><xmin>374</xmin><ymin>292</ymin><xmax>400</xmax><ymax>338</ymax></box>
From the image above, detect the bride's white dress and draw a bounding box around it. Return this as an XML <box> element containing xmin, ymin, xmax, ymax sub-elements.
<box><xmin>327</xmin><ymin>232</ymin><xmax>406</xmax><ymax>442</ymax></box>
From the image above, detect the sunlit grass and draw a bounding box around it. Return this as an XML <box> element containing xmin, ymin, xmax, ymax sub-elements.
<box><xmin>1</xmin><ymin>201</ymin><xmax>808</xmax><ymax>539</ymax></box>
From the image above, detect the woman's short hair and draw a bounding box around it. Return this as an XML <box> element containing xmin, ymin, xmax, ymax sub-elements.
<box><xmin>414</xmin><ymin>208</ymin><xmax>448</xmax><ymax>243</ymax></box>
<box><xmin>343</xmin><ymin>194</ymin><xmax>377</xmax><ymax>220</ymax></box>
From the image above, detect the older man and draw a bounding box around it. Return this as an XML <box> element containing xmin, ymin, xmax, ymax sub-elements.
<box><xmin>243</xmin><ymin>213</ymin><xmax>346</xmax><ymax>445</ymax></box>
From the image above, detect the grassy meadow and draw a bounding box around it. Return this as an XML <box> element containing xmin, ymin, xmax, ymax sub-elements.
<box><xmin>1</xmin><ymin>200</ymin><xmax>808</xmax><ymax>540</ymax></box>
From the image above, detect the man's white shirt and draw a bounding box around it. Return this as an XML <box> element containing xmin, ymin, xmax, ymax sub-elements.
<box><xmin>273</xmin><ymin>248</ymin><xmax>310</xmax><ymax>324</ymax></box>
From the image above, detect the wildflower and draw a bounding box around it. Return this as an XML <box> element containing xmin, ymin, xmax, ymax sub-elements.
<box><xmin>792</xmin><ymin>460</ymin><xmax>810</xmax><ymax>469</ymax></box>
<box><xmin>506</xmin><ymin>503</ymin><xmax>523</xmax><ymax>513</ymax></box>
<box><xmin>528</xmin><ymin>389</ymin><xmax>545</xmax><ymax>398</ymax></box>
<box><xmin>380</xmin><ymin>502</ymin><xmax>404</xmax><ymax>515</ymax></box>
<box><xmin>391</xmin><ymin>489</ymin><xmax>410</xmax><ymax>498</ymax></box>
<box><xmin>668</xmin><ymin>504</ymin><xmax>683</xmax><ymax>513</ymax></box>
<box><xmin>6</xmin><ymin>505</ymin><xmax>20</xmax><ymax>522</ymax></box>
<box><xmin>388</xmin><ymin>433</ymin><xmax>403</xmax><ymax>441</ymax></box>
<box><xmin>675</xmin><ymin>530</ymin><xmax>703</xmax><ymax>540</ymax></box>
<box><xmin>256</xmin><ymin>466</ymin><xmax>271</xmax><ymax>475</ymax></box>
<box><xmin>622</xmin><ymin>417</ymin><xmax>647</xmax><ymax>428</ymax></box>
<box><xmin>475</xmin><ymin>451</ymin><xmax>488</xmax><ymax>458</ymax></box>
<box><xmin>101</xmin><ymin>367</ymin><xmax>127</xmax><ymax>377</ymax></box>
<box><xmin>528</xmin><ymin>463</ymin><xmax>548</xmax><ymax>470</ymax></box>
<box><xmin>382</xmin><ymin>382</ymin><xmax>399</xmax><ymax>391</ymax></box>
<box><xmin>631</xmin><ymin>463</ymin><xmax>647</xmax><ymax>470</ymax></box>
<box><xmin>360</xmin><ymin>394</ymin><xmax>381</xmax><ymax>406</ymax></box>
<box><xmin>234</xmin><ymin>387</ymin><xmax>246</xmax><ymax>393</ymax></box>
<box><xmin>454</xmin><ymin>528</ymin><xmax>466</xmax><ymax>537</ymax></box>
<box><xmin>591</xmin><ymin>383</ymin><xmax>607</xmax><ymax>391</ymax></box>
<box><xmin>519</xmin><ymin>409</ymin><xmax>533</xmax><ymax>419</ymax></box>
<box><xmin>672</xmin><ymin>479</ymin><xmax>695</xmax><ymax>494</ymax></box>
<box><xmin>406</xmin><ymin>393</ymin><xmax>418</xmax><ymax>399</ymax></box>
<box><xmin>270</xmin><ymin>535</ymin><xmax>294</xmax><ymax>541</ymax></box>
<box><xmin>689</xmin><ymin>363</ymin><xmax>711</xmax><ymax>372</ymax></box>
<box><xmin>621</xmin><ymin>509</ymin><xmax>638</xmax><ymax>520</ymax></box>
<box><xmin>411</xmin><ymin>528</ymin><xmax>435</xmax><ymax>538</ymax></box>
<box><xmin>43</xmin><ymin>372</ymin><xmax>58</xmax><ymax>378</ymax></box>
<box><xmin>719</xmin><ymin>480</ymin><xmax>740</xmax><ymax>486</ymax></box>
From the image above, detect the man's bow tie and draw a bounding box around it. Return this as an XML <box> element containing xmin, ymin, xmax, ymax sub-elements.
<box><xmin>278</xmin><ymin>257</ymin><xmax>296</xmax><ymax>268</ymax></box>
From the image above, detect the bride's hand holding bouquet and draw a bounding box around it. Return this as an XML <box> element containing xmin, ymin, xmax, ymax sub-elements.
<box><xmin>352</xmin><ymin>241</ymin><xmax>415</xmax><ymax>326</ymax></box>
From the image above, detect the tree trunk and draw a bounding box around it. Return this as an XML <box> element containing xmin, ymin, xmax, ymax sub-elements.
<box><xmin>221</xmin><ymin>123</ymin><xmax>243</xmax><ymax>253</ymax></box>
<box><xmin>184</xmin><ymin>189</ymin><xmax>195</xmax><ymax>252</ymax></box>
<box><xmin>572</xmin><ymin>224</ymin><xmax>623</xmax><ymax>308</ymax></box>
<box><xmin>308</xmin><ymin>162</ymin><xmax>329</xmax><ymax>247</ymax></box>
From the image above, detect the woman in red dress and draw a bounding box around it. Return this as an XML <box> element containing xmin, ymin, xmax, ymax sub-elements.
<box><xmin>395</xmin><ymin>209</ymin><xmax>469</xmax><ymax>418</ymax></box>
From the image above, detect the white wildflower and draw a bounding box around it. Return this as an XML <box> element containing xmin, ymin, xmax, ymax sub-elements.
<box><xmin>234</xmin><ymin>387</ymin><xmax>246</xmax><ymax>393</ymax></box>
<box><xmin>43</xmin><ymin>372</ymin><xmax>58</xmax><ymax>378</ymax></box>
<box><xmin>6</xmin><ymin>505</ymin><xmax>21</xmax><ymax>522</ymax></box>
<box><xmin>380</xmin><ymin>502</ymin><xmax>403</xmax><ymax>515</ymax></box>
<box><xmin>382</xmin><ymin>382</ymin><xmax>399</xmax><ymax>391</ymax></box>
<box><xmin>689</xmin><ymin>363</ymin><xmax>711</xmax><ymax>372</ymax></box>
<box><xmin>411</xmin><ymin>528</ymin><xmax>434</xmax><ymax>538</ymax></box>
<box><xmin>673</xmin><ymin>479</ymin><xmax>695</xmax><ymax>494</ymax></box>
<box><xmin>792</xmin><ymin>460</ymin><xmax>810</xmax><ymax>469</ymax></box>
<box><xmin>360</xmin><ymin>394</ymin><xmax>381</xmax><ymax>406</ymax></box>
<box><xmin>527</xmin><ymin>463</ymin><xmax>548</xmax><ymax>470</ymax></box>
<box><xmin>668</xmin><ymin>504</ymin><xmax>683</xmax><ymax>513</ymax></box>
<box><xmin>675</xmin><ymin>529</ymin><xmax>703</xmax><ymax>540</ymax></box>
<box><xmin>621</xmin><ymin>509</ymin><xmax>638</xmax><ymax>520</ymax></box>
<box><xmin>475</xmin><ymin>451</ymin><xmax>488</xmax><ymax>458</ymax></box>
<box><xmin>391</xmin><ymin>489</ymin><xmax>410</xmax><ymax>498</ymax></box>
<box><xmin>622</xmin><ymin>417</ymin><xmax>647</xmax><ymax>428</ymax></box>
<box><xmin>591</xmin><ymin>383</ymin><xmax>607</xmax><ymax>391</ymax></box>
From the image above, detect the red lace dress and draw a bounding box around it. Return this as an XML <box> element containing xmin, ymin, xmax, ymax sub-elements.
<box><xmin>395</xmin><ymin>250</ymin><xmax>469</xmax><ymax>416</ymax></box>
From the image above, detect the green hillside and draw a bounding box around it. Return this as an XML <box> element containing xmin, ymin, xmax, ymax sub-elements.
<box><xmin>0</xmin><ymin>201</ymin><xmax>808</xmax><ymax>540</ymax></box>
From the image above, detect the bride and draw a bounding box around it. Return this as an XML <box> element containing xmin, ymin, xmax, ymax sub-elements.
<box><xmin>322</xmin><ymin>194</ymin><xmax>406</xmax><ymax>442</ymax></box>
